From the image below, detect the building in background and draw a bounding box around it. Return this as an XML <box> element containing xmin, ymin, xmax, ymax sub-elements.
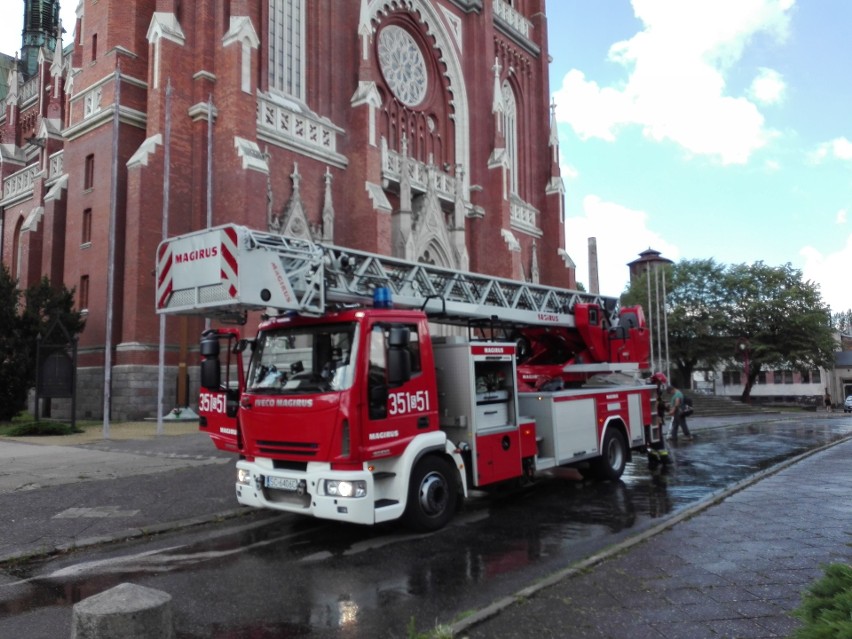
<box><xmin>1</xmin><ymin>0</ymin><xmax>571</xmax><ymax>419</ymax></box>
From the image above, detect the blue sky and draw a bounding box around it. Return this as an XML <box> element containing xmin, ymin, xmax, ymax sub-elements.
<box><xmin>2</xmin><ymin>1</ymin><xmax>851</xmax><ymax>312</ymax></box>
<box><xmin>548</xmin><ymin>0</ymin><xmax>852</xmax><ymax>312</ymax></box>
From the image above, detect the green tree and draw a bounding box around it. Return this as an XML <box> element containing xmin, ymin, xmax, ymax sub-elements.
<box><xmin>0</xmin><ymin>267</ymin><xmax>31</xmax><ymax>421</ymax></box>
<box><xmin>726</xmin><ymin>262</ymin><xmax>834</xmax><ymax>401</ymax></box>
<box><xmin>622</xmin><ymin>260</ymin><xmax>835</xmax><ymax>400</ymax></box>
<box><xmin>622</xmin><ymin>259</ymin><xmax>730</xmax><ymax>387</ymax></box>
<box><xmin>0</xmin><ymin>267</ymin><xmax>85</xmax><ymax>422</ymax></box>
<box><xmin>831</xmin><ymin>309</ymin><xmax>852</xmax><ymax>334</ymax></box>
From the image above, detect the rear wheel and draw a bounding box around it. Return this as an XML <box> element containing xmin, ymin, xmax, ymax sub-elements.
<box><xmin>591</xmin><ymin>429</ymin><xmax>628</xmax><ymax>481</ymax></box>
<box><xmin>403</xmin><ymin>456</ymin><xmax>458</xmax><ymax>532</ymax></box>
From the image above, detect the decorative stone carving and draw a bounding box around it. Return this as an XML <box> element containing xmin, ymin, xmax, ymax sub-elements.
<box><xmin>271</xmin><ymin>163</ymin><xmax>313</xmax><ymax>240</ymax></box>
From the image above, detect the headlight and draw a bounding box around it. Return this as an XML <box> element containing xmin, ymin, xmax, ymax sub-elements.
<box><xmin>237</xmin><ymin>468</ymin><xmax>252</xmax><ymax>485</ymax></box>
<box><xmin>324</xmin><ymin>479</ymin><xmax>367</xmax><ymax>498</ymax></box>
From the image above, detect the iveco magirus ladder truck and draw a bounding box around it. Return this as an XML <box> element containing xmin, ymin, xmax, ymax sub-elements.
<box><xmin>156</xmin><ymin>224</ymin><xmax>657</xmax><ymax>531</ymax></box>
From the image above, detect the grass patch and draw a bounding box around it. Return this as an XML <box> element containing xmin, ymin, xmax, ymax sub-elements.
<box><xmin>406</xmin><ymin>617</ymin><xmax>454</xmax><ymax>639</ymax></box>
<box><xmin>792</xmin><ymin>563</ymin><xmax>852</xmax><ymax>638</ymax></box>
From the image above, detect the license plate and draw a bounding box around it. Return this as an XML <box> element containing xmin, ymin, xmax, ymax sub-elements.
<box><xmin>264</xmin><ymin>476</ymin><xmax>299</xmax><ymax>491</ymax></box>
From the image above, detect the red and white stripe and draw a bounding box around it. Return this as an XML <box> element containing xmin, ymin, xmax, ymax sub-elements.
<box><xmin>220</xmin><ymin>226</ymin><xmax>239</xmax><ymax>299</ymax></box>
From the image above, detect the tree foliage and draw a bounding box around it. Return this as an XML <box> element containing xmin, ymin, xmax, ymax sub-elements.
<box><xmin>623</xmin><ymin>259</ymin><xmax>730</xmax><ymax>387</ymax></box>
<box><xmin>0</xmin><ymin>267</ymin><xmax>30</xmax><ymax>422</ymax></box>
<box><xmin>0</xmin><ymin>266</ymin><xmax>85</xmax><ymax>422</ymax></box>
<box><xmin>622</xmin><ymin>260</ymin><xmax>835</xmax><ymax>399</ymax></box>
<box><xmin>831</xmin><ymin>309</ymin><xmax>852</xmax><ymax>334</ymax></box>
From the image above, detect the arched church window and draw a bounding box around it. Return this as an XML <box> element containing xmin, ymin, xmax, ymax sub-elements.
<box><xmin>419</xmin><ymin>241</ymin><xmax>451</xmax><ymax>269</ymax></box>
<box><xmin>12</xmin><ymin>216</ymin><xmax>24</xmax><ymax>280</ymax></box>
<box><xmin>269</xmin><ymin>0</ymin><xmax>305</xmax><ymax>99</ymax></box>
<box><xmin>501</xmin><ymin>80</ymin><xmax>518</xmax><ymax>195</ymax></box>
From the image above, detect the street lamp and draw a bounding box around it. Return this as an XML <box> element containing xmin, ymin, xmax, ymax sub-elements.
<box><xmin>737</xmin><ymin>338</ymin><xmax>750</xmax><ymax>402</ymax></box>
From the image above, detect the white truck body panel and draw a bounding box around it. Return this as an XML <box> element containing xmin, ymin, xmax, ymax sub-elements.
<box><xmin>519</xmin><ymin>385</ymin><xmax>649</xmax><ymax>468</ymax></box>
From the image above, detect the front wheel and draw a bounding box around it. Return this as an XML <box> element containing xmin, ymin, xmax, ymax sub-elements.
<box><xmin>402</xmin><ymin>456</ymin><xmax>458</xmax><ymax>532</ymax></box>
<box><xmin>591</xmin><ymin>429</ymin><xmax>628</xmax><ymax>481</ymax></box>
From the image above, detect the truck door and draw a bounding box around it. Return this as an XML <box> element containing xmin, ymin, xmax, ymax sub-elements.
<box><xmin>363</xmin><ymin>322</ymin><xmax>436</xmax><ymax>458</ymax></box>
<box><xmin>198</xmin><ymin>329</ymin><xmax>245</xmax><ymax>453</ymax></box>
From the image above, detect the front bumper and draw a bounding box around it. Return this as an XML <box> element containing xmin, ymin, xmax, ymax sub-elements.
<box><xmin>235</xmin><ymin>459</ymin><xmax>378</xmax><ymax>525</ymax></box>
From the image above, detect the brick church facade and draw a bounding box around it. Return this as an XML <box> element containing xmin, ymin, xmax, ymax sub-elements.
<box><xmin>1</xmin><ymin>0</ymin><xmax>573</xmax><ymax>420</ymax></box>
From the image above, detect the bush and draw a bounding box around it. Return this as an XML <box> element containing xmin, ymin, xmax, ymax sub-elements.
<box><xmin>0</xmin><ymin>267</ymin><xmax>84</xmax><ymax>422</ymax></box>
<box><xmin>5</xmin><ymin>421</ymin><xmax>83</xmax><ymax>437</ymax></box>
<box><xmin>792</xmin><ymin>563</ymin><xmax>852</xmax><ymax>639</ymax></box>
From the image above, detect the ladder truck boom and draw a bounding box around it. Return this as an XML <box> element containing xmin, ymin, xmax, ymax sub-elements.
<box><xmin>156</xmin><ymin>224</ymin><xmax>623</xmax><ymax>328</ymax></box>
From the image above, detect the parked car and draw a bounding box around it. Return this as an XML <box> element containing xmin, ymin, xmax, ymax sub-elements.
<box><xmin>844</xmin><ymin>396</ymin><xmax>852</xmax><ymax>413</ymax></box>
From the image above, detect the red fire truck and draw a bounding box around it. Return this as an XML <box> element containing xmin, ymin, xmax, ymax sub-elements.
<box><xmin>157</xmin><ymin>225</ymin><xmax>658</xmax><ymax>531</ymax></box>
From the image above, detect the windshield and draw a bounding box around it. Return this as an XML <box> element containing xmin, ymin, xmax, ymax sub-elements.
<box><xmin>246</xmin><ymin>322</ymin><xmax>359</xmax><ymax>394</ymax></box>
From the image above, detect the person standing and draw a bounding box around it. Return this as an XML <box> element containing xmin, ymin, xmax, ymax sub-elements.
<box><xmin>667</xmin><ymin>383</ymin><xmax>692</xmax><ymax>442</ymax></box>
<box><xmin>647</xmin><ymin>373</ymin><xmax>672</xmax><ymax>467</ymax></box>
<box><xmin>824</xmin><ymin>390</ymin><xmax>832</xmax><ymax>413</ymax></box>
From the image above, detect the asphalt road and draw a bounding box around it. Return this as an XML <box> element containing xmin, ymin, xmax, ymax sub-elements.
<box><xmin>0</xmin><ymin>414</ymin><xmax>850</xmax><ymax>638</ymax></box>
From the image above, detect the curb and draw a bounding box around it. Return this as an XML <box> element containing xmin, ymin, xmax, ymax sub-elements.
<box><xmin>450</xmin><ymin>431</ymin><xmax>852</xmax><ymax>637</ymax></box>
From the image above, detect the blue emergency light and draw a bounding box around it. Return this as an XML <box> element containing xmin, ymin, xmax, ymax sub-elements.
<box><xmin>373</xmin><ymin>287</ymin><xmax>393</xmax><ymax>308</ymax></box>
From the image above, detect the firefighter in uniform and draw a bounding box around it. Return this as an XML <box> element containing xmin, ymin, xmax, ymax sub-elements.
<box><xmin>646</xmin><ymin>372</ymin><xmax>672</xmax><ymax>467</ymax></box>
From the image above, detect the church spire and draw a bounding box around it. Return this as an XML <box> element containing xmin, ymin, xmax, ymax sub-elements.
<box><xmin>21</xmin><ymin>0</ymin><xmax>60</xmax><ymax>79</ymax></box>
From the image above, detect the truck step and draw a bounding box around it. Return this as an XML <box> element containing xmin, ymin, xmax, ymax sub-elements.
<box><xmin>375</xmin><ymin>499</ymin><xmax>399</xmax><ymax>508</ymax></box>
<box><xmin>373</xmin><ymin>471</ymin><xmax>396</xmax><ymax>480</ymax></box>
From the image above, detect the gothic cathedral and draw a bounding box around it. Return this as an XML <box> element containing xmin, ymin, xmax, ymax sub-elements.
<box><xmin>0</xmin><ymin>0</ymin><xmax>572</xmax><ymax>419</ymax></box>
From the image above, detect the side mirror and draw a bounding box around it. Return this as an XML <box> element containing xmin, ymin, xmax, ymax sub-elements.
<box><xmin>388</xmin><ymin>326</ymin><xmax>410</xmax><ymax>348</ymax></box>
<box><xmin>201</xmin><ymin>358</ymin><xmax>221</xmax><ymax>390</ymax></box>
<box><xmin>200</xmin><ymin>335</ymin><xmax>221</xmax><ymax>357</ymax></box>
<box><xmin>369</xmin><ymin>384</ymin><xmax>388</xmax><ymax>420</ymax></box>
<box><xmin>388</xmin><ymin>348</ymin><xmax>411</xmax><ymax>386</ymax></box>
<box><xmin>387</xmin><ymin>326</ymin><xmax>412</xmax><ymax>386</ymax></box>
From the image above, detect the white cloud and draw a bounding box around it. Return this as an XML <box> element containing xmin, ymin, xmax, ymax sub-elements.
<box><xmin>554</xmin><ymin>0</ymin><xmax>794</xmax><ymax>165</ymax></box>
<box><xmin>557</xmin><ymin>69</ymin><xmax>630</xmax><ymax>142</ymax></box>
<box><xmin>565</xmin><ymin>195</ymin><xmax>679</xmax><ymax>296</ymax></box>
<box><xmin>749</xmin><ymin>68</ymin><xmax>786</xmax><ymax>105</ymax></box>
<box><xmin>801</xmin><ymin>237</ymin><xmax>852</xmax><ymax>312</ymax></box>
<box><xmin>561</xmin><ymin>162</ymin><xmax>579</xmax><ymax>181</ymax></box>
<box><xmin>837</xmin><ymin>209</ymin><xmax>848</xmax><ymax>225</ymax></box>
<box><xmin>812</xmin><ymin>137</ymin><xmax>852</xmax><ymax>163</ymax></box>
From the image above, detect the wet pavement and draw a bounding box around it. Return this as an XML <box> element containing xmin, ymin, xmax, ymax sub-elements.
<box><xmin>0</xmin><ymin>422</ymin><xmax>241</xmax><ymax>563</ymax></box>
<box><xmin>458</xmin><ymin>430</ymin><xmax>852</xmax><ymax>639</ymax></box>
<box><xmin>0</xmin><ymin>413</ymin><xmax>850</xmax><ymax>638</ymax></box>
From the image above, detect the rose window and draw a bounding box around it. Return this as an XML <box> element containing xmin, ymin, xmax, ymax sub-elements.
<box><xmin>377</xmin><ymin>25</ymin><xmax>428</xmax><ymax>107</ymax></box>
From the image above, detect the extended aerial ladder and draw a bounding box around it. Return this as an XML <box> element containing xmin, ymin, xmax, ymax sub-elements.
<box><xmin>158</xmin><ymin>224</ymin><xmax>627</xmax><ymax>329</ymax></box>
<box><xmin>157</xmin><ymin>224</ymin><xmax>650</xmax><ymax>385</ymax></box>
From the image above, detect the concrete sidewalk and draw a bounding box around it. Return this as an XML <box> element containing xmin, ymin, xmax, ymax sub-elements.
<box><xmin>0</xmin><ymin>421</ymin><xmax>249</xmax><ymax>563</ymax></box>
<box><xmin>456</xmin><ymin>429</ymin><xmax>852</xmax><ymax>639</ymax></box>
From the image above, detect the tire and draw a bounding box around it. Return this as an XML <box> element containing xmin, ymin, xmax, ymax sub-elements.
<box><xmin>402</xmin><ymin>456</ymin><xmax>458</xmax><ymax>532</ymax></box>
<box><xmin>592</xmin><ymin>428</ymin><xmax>628</xmax><ymax>481</ymax></box>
